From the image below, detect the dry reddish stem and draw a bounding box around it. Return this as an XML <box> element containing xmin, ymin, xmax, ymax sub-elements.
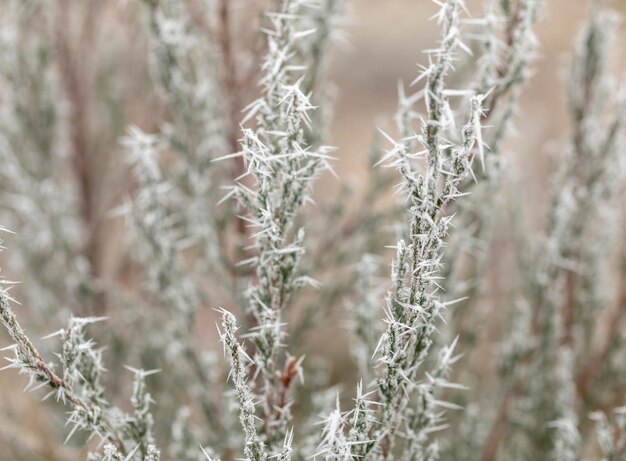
<box><xmin>271</xmin><ymin>356</ymin><xmax>300</xmax><ymax>425</ymax></box>
<box><xmin>266</xmin><ymin>356</ymin><xmax>299</xmax><ymax>429</ymax></box>
<box><xmin>36</xmin><ymin>362</ymin><xmax>127</xmax><ymax>455</ymax></box>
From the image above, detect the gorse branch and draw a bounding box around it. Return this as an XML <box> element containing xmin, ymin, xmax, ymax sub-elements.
<box><xmin>0</xmin><ymin>230</ymin><xmax>159</xmax><ymax>459</ymax></box>
<box><xmin>1</xmin><ymin>1</ymin><xmax>625</xmax><ymax>461</ymax></box>
<box><xmin>219</xmin><ymin>309</ymin><xmax>267</xmax><ymax>461</ymax></box>
<box><xmin>218</xmin><ymin>0</ymin><xmax>334</xmax><ymax>449</ymax></box>
<box><xmin>331</xmin><ymin>2</ymin><xmax>486</xmax><ymax>460</ymax></box>
<box><xmin>0</xmin><ymin>287</ymin><xmax>160</xmax><ymax>459</ymax></box>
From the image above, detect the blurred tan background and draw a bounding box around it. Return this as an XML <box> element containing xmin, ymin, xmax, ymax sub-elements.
<box><xmin>332</xmin><ymin>0</ymin><xmax>625</xmax><ymax>190</ymax></box>
<box><xmin>1</xmin><ymin>0</ymin><xmax>626</xmax><ymax>459</ymax></box>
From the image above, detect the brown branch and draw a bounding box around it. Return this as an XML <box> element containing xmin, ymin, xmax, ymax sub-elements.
<box><xmin>577</xmin><ymin>252</ymin><xmax>626</xmax><ymax>398</ymax></box>
<box><xmin>480</xmin><ymin>369</ymin><xmax>527</xmax><ymax>461</ymax></box>
<box><xmin>35</xmin><ymin>356</ymin><xmax>127</xmax><ymax>455</ymax></box>
<box><xmin>275</xmin><ymin>356</ymin><xmax>299</xmax><ymax>418</ymax></box>
<box><xmin>479</xmin><ymin>279</ymin><xmax>548</xmax><ymax>461</ymax></box>
<box><xmin>217</xmin><ymin>0</ymin><xmax>248</xmax><ymax>267</ymax></box>
<box><xmin>215</xmin><ymin>0</ymin><xmax>243</xmax><ymax>169</ymax></box>
<box><xmin>0</xmin><ymin>291</ymin><xmax>127</xmax><ymax>454</ymax></box>
<box><xmin>54</xmin><ymin>1</ymin><xmax>107</xmax><ymax>311</ymax></box>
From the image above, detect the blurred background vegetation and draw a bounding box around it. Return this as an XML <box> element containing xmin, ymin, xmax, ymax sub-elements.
<box><xmin>0</xmin><ymin>0</ymin><xmax>625</xmax><ymax>459</ymax></box>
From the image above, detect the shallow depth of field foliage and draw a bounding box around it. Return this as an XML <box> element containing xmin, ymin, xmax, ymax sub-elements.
<box><xmin>1</xmin><ymin>0</ymin><xmax>626</xmax><ymax>460</ymax></box>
